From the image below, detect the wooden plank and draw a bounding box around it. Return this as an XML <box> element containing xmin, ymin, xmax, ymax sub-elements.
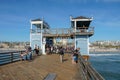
<box><xmin>44</xmin><ymin>73</ymin><xmax>56</xmax><ymax>80</ymax></box>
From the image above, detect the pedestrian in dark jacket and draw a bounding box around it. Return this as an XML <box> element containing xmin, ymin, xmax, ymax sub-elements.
<box><xmin>59</xmin><ymin>47</ymin><xmax>64</xmax><ymax>63</ymax></box>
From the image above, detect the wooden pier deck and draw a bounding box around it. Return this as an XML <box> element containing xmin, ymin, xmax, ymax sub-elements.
<box><xmin>0</xmin><ymin>54</ymin><xmax>83</xmax><ymax>80</ymax></box>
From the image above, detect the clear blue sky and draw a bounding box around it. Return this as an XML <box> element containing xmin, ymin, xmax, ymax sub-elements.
<box><xmin>0</xmin><ymin>0</ymin><xmax>120</xmax><ymax>42</ymax></box>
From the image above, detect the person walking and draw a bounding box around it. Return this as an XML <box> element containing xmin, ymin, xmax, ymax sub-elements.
<box><xmin>27</xmin><ymin>46</ymin><xmax>32</xmax><ymax>60</ymax></box>
<box><xmin>72</xmin><ymin>48</ymin><xmax>80</xmax><ymax>64</ymax></box>
<box><xmin>34</xmin><ymin>46</ymin><xmax>39</xmax><ymax>56</ymax></box>
<box><xmin>59</xmin><ymin>46</ymin><xmax>64</xmax><ymax>63</ymax></box>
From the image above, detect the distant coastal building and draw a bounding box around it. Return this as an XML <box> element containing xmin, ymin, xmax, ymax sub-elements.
<box><xmin>90</xmin><ymin>40</ymin><xmax>120</xmax><ymax>52</ymax></box>
<box><xmin>91</xmin><ymin>40</ymin><xmax>120</xmax><ymax>46</ymax></box>
<box><xmin>0</xmin><ymin>43</ymin><xmax>9</xmax><ymax>48</ymax></box>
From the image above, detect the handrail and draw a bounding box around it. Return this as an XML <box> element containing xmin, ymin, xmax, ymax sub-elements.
<box><xmin>30</xmin><ymin>27</ymin><xmax>94</xmax><ymax>36</ymax></box>
<box><xmin>0</xmin><ymin>50</ymin><xmax>25</xmax><ymax>65</ymax></box>
<box><xmin>78</xmin><ymin>54</ymin><xmax>105</xmax><ymax>80</ymax></box>
<box><xmin>75</xmin><ymin>27</ymin><xmax>94</xmax><ymax>33</ymax></box>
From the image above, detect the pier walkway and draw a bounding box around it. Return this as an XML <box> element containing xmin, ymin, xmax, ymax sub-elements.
<box><xmin>0</xmin><ymin>54</ymin><xmax>83</xmax><ymax>80</ymax></box>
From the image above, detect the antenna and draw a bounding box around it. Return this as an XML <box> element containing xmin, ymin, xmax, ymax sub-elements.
<box><xmin>70</xmin><ymin>15</ymin><xmax>72</xmax><ymax>20</ymax></box>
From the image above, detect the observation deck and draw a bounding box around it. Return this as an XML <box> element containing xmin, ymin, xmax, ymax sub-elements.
<box><xmin>30</xmin><ymin>27</ymin><xmax>94</xmax><ymax>38</ymax></box>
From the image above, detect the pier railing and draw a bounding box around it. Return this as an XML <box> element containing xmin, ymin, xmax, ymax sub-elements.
<box><xmin>30</xmin><ymin>27</ymin><xmax>94</xmax><ymax>35</ymax></box>
<box><xmin>75</xmin><ymin>27</ymin><xmax>94</xmax><ymax>33</ymax></box>
<box><xmin>44</xmin><ymin>28</ymin><xmax>72</xmax><ymax>35</ymax></box>
<box><xmin>78</xmin><ymin>54</ymin><xmax>105</xmax><ymax>80</ymax></box>
<box><xmin>0</xmin><ymin>51</ymin><xmax>25</xmax><ymax>65</ymax></box>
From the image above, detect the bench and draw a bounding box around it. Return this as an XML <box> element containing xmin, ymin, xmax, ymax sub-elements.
<box><xmin>44</xmin><ymin>73</ymin><xmax>56</xmax><ymax>80</ymax></box>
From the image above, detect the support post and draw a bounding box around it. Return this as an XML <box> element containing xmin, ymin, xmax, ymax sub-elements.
<box><xmin>74</xmin><ymin>20</ymin><xmax>77</xmax><ymax>49</ymax></box>
<box><xmin>42</xmin><ymin>37</ymin><xmax>46</xmax><ymax>55</ymax></box>
<box><xmin>30</xmin><ymin>21</ymin><xmax>32</xmax><ymax>47</ymax></box>
<box><xmin>41</xmin><ymin>21</ymin><xmax>43</xmax><ymax>54</ymax></box>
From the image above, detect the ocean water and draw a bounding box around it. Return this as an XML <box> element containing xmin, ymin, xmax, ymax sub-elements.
<box><xmin>89</xmin><ymin>52</ymin><xmax>120</xmax><ymax>80</ymax></box>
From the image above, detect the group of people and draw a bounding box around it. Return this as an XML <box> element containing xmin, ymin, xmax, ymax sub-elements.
<box><xmin>20</xmin><ymin>45</ymin><xmax>80</xmax><ymax>64</ymax></box>
<box><xmin>59</xmin><ymin>46</ymin><xmax>80</xmax><ymax>64</ymax></box>
<box><xmin>20</xmin><ymin>45</ymin><xmax>40</xmax><ymax>61</ymax></box>
<box><xmin>20</xmin><ymin>46</ymin><xmax>32</xmax><ymax>61</ymax></box>
<box><xmin>45</xmin><ymin>45</ymin><xmax>60</xmax><ymax>54</ymax></box>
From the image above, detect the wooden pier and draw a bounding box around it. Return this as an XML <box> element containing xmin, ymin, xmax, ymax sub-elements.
<box><xmin>0</xmin><ymin>50</ymin><xmax>104</xmax><ymax>80</ymax></box>
<box><xmin>0</xmin><ymin>54</ymin><xmax>83</xmax><ymax>80</ymax></box>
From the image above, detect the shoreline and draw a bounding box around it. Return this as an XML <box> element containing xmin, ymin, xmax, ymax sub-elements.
<box><xmin>0</xmin><ymin>48</ymin><xmax>25</xmax><ymax>53</ymax></box>
<box><xmin>1</xmin><ymin>48</ymin><xmax>120</xmax><ymax>53</ymax></box>
<box><xmin>0</xmin><ymin>48</ymin><xmax>25</xmax><ymax>50</ymax></box>
<box><xmin>90</xmin><ymin>49</ymin><xmax>120</xmax><ymax>52</ymax></box>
